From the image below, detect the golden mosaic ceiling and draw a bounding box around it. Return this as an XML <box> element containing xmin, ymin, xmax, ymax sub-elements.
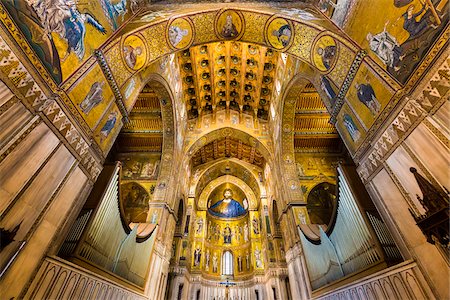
<box><xmin>178</xmin><ymin>41</ymin><xmax>280</xmax><ymax>121</ymax></box>
<box><xmin>191</xmin><ymin>137</ymin><xmax>265</xmax><ymax>168</ymax></box>
<box><xmin>115</xmin><ymin>85</ymin><xmax>163</xmax><ymax>153</ymax></box>
<box><xmin>294</xmin><ymin>83</ymin><xmax>342</xmax><ymax>153</ymax></box>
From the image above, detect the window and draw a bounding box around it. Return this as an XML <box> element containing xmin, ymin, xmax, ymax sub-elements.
<box><xmin>222</xmin><ymin>251</ymin><xmax>233</xmax><ymax>275</ymax></box>
<box><xmin>177</xmin><ymin>284</ymin><xmax>183</xmax><ymax>300</ymax></box>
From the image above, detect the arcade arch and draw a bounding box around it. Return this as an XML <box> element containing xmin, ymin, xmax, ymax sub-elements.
<box><xmin>0</xmin><ymin>1</ymin><xmax>447</xmax><ymax>299</ymax></box>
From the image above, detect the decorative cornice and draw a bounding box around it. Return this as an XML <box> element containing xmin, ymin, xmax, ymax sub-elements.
<box><xmin>330</xmin><ymin>50</ymin><xmax>367</xmax><ymax>124</ymax></box>
<box><xmin>285</xmin><ymin>242</ymin><xmax>302</xmax><ymax>264</ymax></box>
<box><xmin>0</xmin><ymin>35</ymin><xmax>101</xmax><ymax>181</ymax></box>
<box><xmin>94</xmin><ymin>49</ymin><xmax>129</xmax><ymax>123</ymax></box>
<box><xmin>357</xmin><ymin>56</ymin><xmax>450</xmax><ymax>184</ymax></box>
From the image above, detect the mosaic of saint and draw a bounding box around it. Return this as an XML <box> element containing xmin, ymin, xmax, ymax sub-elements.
<box><xmin>312</xmin><ymin>35</ymin><xmax>338</xmax><ymax>72</ymax></box>
<box><xmin>123</xmin><ymin>34</ymin><xmax>147</xmax><ymax>71</ymax></box>
<box><xmin>93</xmin><ymin>104</ymin><xmax>121</xmax><ymax>152</ymax></box>
<box><xmin>345</xmin><ymin>64</ymin><xmax>394</xmax><ymax>129</ymax></box>
<box><xmin>266</xmin><ymin>17</ymin><xmax>293</xmax><ymax>50</ymax></box>
<box><xmin>320</xmin><ymin>75</ymin><xmax>338</xmax><ymax>106</ymax></box>
<box><xmin>167</xmin><ymin>17</ymin><xmax>193</xmax><ymax>50</ymax></box>
<box><xmin>336</xmin><ymin>103</ymin><xmax>366</xmax><ymax>153</ymax></box>
<box><xmin>216</xmin><ymin>10</ymin><xmax>243</xmax><ymax>40</ymax></box>
<box><xmin>208</xmin><ymin>185</ymin><xmax>248</xmax><ymax>218</ymax></box>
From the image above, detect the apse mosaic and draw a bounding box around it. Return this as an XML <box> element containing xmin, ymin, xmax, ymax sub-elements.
<box><xmin>207</xmin><ymin>183</ymin><xmax>248</xmax><ymax>219</ymax></box>
<box><xmin>2</xmin><ymin>0</ymin><xmax>134</xmax><ymax>83</ymax></box>
<box><xmin>192</xmin><ymin>209</ymin><xmax>264</xmax><ymax>275</ymax></box>
<box><xmin>344</xmin><ymin>0</ymin><xmax>449</xmax><ymax>84</ymax></box>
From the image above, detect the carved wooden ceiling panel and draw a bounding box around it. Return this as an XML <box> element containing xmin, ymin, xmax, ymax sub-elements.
<box><xmin>294</xmin><ymin>85</ymin><xmax>343</xmax><ymax>153</ymax></box>
<box><xmin>115</xmin><ymin>86</ymin><xmax>163</xmax><ymax>153</ymax></box>
<box><xmin>178</xmin><ymin>41</ymin><xmax>279</xmax><ymax>121</ymax></box>
<box><xmin>191</xmin><ymin>136</ymin><xmax>265</xmax><ymax>168</ymax></box>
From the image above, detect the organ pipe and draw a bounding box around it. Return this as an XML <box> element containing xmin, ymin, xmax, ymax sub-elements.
<box><xmin>299</xmin><ymin>165</ymin><xmax>386</xmax><ymax>290</ymax></box>
<box><xmin>70</xmin><ymin>163</ymin><xmax>156</xmax><ymax>286</ymax></box>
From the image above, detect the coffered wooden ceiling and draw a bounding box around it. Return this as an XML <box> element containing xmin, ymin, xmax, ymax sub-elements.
<box><xmin>115</xmin><ymin>85</ymin><xmax>163</xmax><ymax>153</ymax></box>
<box><xmin>115</xmin><ymin>49</ymin><xmax>341</xmax><ymax>157</ymax></box>
<box><xmin>178</xmin><ymin>41</ymin><xmax>279</xmax><ymax>121</ymax></box>
<box><xmin>294</xmin><ymin>83</ymin><xmax>343</xmax><ymax>153</ymax></box>
<box><xmin>191</xmin><ymin>137</ymin><xmax>265</xmax><ymax>168</ymax></box>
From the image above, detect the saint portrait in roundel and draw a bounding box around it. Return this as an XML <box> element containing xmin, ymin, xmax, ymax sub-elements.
<box><xmin>167</xmin><ymin>18</ymin><xmax>194</xmax><ymax>50</ymax></box>
<box><xmin>208</xmin><ymin>189</ymin><xmax>246</xmax><ymax>218</ymax></box>
<box><xmin>122</xmin><ymin>34</ymin><xmax>147</xmax><ymax>71</ymax></box>
<box><xmin>216</xmin><ymin>10</ymin><xmax>244</xmax><ymax>40</ymax></box>
<box><xmin>312</xmin><ymin>35</ymin><xmax>338</xmax><ymax>72</ymax></box>
<box><xmin>266</xmin><ymin>17</ymin><xmax>293</xmax><ymax>50</ymax></box>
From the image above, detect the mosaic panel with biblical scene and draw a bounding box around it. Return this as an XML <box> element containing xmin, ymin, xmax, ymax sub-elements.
<box><xmin>344</xmin><ymin>0</ymin><xmax>448</xmax><ymax>85</ymax></box>
<box><xmin>2</xmin><ymin>0</ymin><xmax>135</xmax><ymax>83</ymax></box>
<box><xmin>118</xmin><ymin>153</ymin><xmax>162</xmax><ymax>181</ymax></box>
<box><xmin>121</xmin><ymin>182</ymin><xmax>150</xmax><ymax>223</ymax></box>
<box><xmin>93</xmin><ymin>103</ymin><xmax>122</xmax><ymax>152</ymax></box>
<box><xmin>335</xmin><ymin>103</ymin><xmax>367</xmax><ymax>154</ymax></box>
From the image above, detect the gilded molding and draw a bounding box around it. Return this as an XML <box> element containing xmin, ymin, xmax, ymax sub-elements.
<box><xmin>329</xmin><ymin>50</ymin><xmax>366</xmax><ymax>124</ymax></box>
<box><xmin>0</xmin><ymin>35</ymin><xmax>101</xmax><ymax>181</ymax></box>
<box><xmin>94</xmin><ymin>49</ymin><xmax>129</xmax><ymax>123</ymax></box>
